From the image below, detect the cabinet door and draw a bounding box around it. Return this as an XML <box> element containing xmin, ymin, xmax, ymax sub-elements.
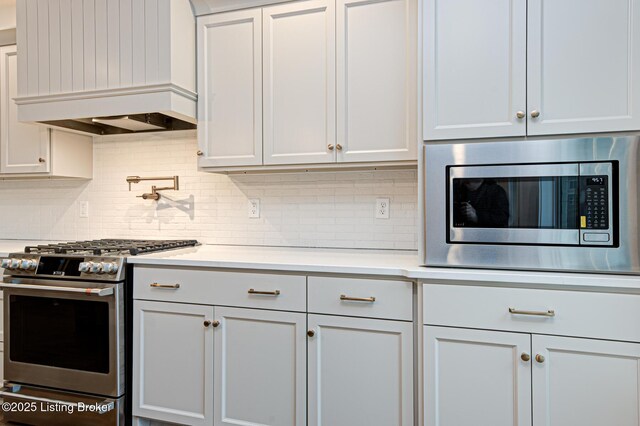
<box><xmin>197</xmin><ymin>10</ymin><xmax>263</xmax><ymax>167</ymax></box>
<box><xmin>336</xmin><ymin>0</ymin><xmax>417</xmax><ymax>162</ymax></box>
<box><xmin>532</xmin><ymin>335</ymin><xmax>640</xmax><ymax>426</ymax></box>
<box><xmin>263</xmin><ymin>0</ymin><xmax>336</xmax><ymax>165</ymax></box>
<box><xmin>527</xmin><ymin>0</ymin><xmax>640</xmax><ymax>136</ymax></box>
<box><xmin>213</xmin><ymin>307</ymin><xmax>306</xmax><ymax>426</ymax></box>
<box><xmin>0</xmin><ymin>45</ymin><xmax>50</xmax><ymax>174</ymax></box>
<box><xmin>308</xmin><ymin>314</ymin><xmax>413</xmax><ymax>426</ymax></box>
<box><xmin>423</xmin><ymin>0</ymin><xmax>527</xmax><ymax>140</ymax></box>
<box><xmin>424</xmin><ymin>326</ymin><xmax>532</xmax><ymax>426</ymax></box>
<box><xmin>133</xmin><ymin>301</ymin><xmax>214</xmax><ymax>426</ymax></box>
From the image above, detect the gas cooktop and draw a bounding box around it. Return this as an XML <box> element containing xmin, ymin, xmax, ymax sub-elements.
<box><xmin>23</xmin><ymin>239</ymin><xmax>199</xmax><ymax>256</ymax></box>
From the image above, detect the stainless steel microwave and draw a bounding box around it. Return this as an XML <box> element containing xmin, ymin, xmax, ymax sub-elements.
<box><xmin>422</xmin><ymin>135</ymin><xmax>640</xmax><ymax>273</ymax></box>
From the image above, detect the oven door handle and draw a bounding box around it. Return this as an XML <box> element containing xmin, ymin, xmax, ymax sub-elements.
<box><xmin>0</xmin><ymin>283</ymin><xmax>113</xmax><ymax>296</ymax></box>
<box><xmin>0</xmin><ymin>389</ymin><xmax>115</xmax><ymax>413</ymax></box>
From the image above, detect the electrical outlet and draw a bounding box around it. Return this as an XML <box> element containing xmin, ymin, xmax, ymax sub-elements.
<box><xmin>79</xmin><ymin>201</ymin><xmax>89</xmax><ymax>218</ymax></box>
<box><xmin>248</xmin><ymin>199</ymin><xmax>260</xmax><ymax>218</ymax></box>
<box><xmin>376</xmin><ymin>198</ymin><xmax>390</xmax><ymax>219</ymax></box>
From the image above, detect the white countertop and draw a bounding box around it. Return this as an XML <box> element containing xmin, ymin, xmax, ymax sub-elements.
<box><xmin>2</xmin><ymin>240</ymin><xmax>638</xmax><ymax>291</ymax></box>
<box><xmin>130</xmin><ymin>244</ymin><xmax>640</xmax><ymax>291</ymax></box>
<box><xmin>131</xmin><ymin>244</ymin><xmax>421</xmax><ymax>277</ymax></box>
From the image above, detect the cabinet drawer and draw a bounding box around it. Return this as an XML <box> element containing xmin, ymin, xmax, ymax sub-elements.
<box><xmin>134</xmin><ymin>267</ymin><xmax>306</xmax><ymax>312</ymax></box>
<box><xmin>309</xmin><ymin>277</ymin><xmax>413</xmax><ymax>321</ymax></box>
<box><xmin>423</xmin><ymin>284</ymin><xmax>640</xmax><ymax>342</ymax></box>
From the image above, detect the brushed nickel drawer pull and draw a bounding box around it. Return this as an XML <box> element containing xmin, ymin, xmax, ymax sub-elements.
<box><xmin>509</xmin><ymin>307</ymin><xmax>555</xmax><ymax>317</ymax></box>
<box><xmin>150</xmin><ymin>283</ymin><xmax>181</xmax><ymax>289</ymax></box>
<box><xmin>248</xmin><ymin>288</ymin><xmax>281</xmax><ymax>296</ymax></box>
<box><xmin>340</xmin><ymin>294</ymin><xmax>376</xmax><ymax>303</ymax></box>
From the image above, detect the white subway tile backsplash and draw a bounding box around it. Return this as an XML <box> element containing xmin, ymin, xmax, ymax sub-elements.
<box><xmin>0</xmin><ymin>135</ymin><xmax>418</xmax><ymax>250</ymax></box>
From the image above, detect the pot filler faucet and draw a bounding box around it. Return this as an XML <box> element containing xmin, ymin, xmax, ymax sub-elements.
<box><xmin>126</xmin><ymin>175</ymin><xmax>179</xmax><ymax>201</ymax></box>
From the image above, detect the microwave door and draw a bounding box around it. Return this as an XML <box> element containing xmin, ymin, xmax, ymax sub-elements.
<box><xmin>449</xmin><ymin>163</ymin><xmax>581</xmax><ymax>245</ymax></box>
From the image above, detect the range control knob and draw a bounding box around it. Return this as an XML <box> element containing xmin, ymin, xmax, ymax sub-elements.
<box><xmin>20</xmin><ymin>259</ymin><xmax>37</xmax><ymax>271</ymax></box>
<box><xmin>90</xmin><ymin>262</ymin><xmax>103</xmax><ymax>274</ymax></box>
<box><xmin>1</xmin><ymin>259</ymin><xmax>10</xmax><ymax>269</ymax></box>
<box><xmin>9</xmin><ymin>259</ymin><xmax>21</xmax><ymax>269</ymax></box>
<box><xmin>79</xmin><ymin>262</ymin><xmax>91</xmax><ymax>273</ymax></box>
<box><xmin>102</xmin><ymin>263</ymin><xmax>119</xmax><ymax>274</ymax></box>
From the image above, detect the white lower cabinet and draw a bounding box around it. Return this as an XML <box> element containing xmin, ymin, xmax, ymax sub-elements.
<box><xmin>308</xmin><ymin>314</ymin><xmax>413</xmax><ymax>426</ymax></box>
<box><xmin>532</xmin><ymin>335</ymin><xmax>640</xmax><ymax>426</ymax></box>
<box><xmin>424</xmin><ymin>326</ymin><xmax>532</xmax><ymax>426</ymax></box>
<box><xmin>133</xmin><ymin>271</ymin><xmax>414</xmax><ymax>426</ymax></box>
<box><xmin>214</xmin><ymin>307</ymin><xmax>307</xmax><ymax>426</ymax></box>
<box><xmin>133</xmin><ymin>299</ymin><xmax>307</xmax><ymax>426</ymax></box>
<box><xmin>423</xmin><ymin>283</ymin><xmax>640</xmax><ymax>426</ymax></box>
<box><xmin>133</xmin><ymin>300</ymin><xmax>214</xmax><ymax>426</ymax></box>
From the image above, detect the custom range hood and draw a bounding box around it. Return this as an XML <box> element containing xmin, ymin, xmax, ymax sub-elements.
<box><xmin>14</xmin><ymin>0</ymin><xmax>197</xmax><ymax>136</ymax></box>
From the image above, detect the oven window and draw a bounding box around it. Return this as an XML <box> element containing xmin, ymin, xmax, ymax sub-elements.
<box><xmin>452</xmin><ymin>177</ymin><xmax>579</xmax><ymax>229</ymax></box>
<box><xmin>9</xmin><ymin>295</ymin><xmax>110</xmax><ymax>374</ymax></box>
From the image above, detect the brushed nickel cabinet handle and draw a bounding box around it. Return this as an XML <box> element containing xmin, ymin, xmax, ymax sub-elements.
<box><xmin>535</xmin><ymin>354</ymin><xmax>545</xmax><ymax>363</ymax></box>
<box><xmin>307</xmin><ymin>330</ymin><xmax>315</xmax><ymax>337</ymax></box>
<box><xmin>212</xmin><ymin>320</ymin><xmax>220</xmax><ymax>328</ymax></box>
<box><xmin>340</xmin><ymin>294</ymin><xmax>376</xmax><ymax>303</ymax></box>
<box><xmin>248</xmin><ymin>288</ymin><xmax>281</xmax><ymax>296</ymax></box>
<box><xmin>197</xmin><ymin>150</ymin><xmax>204</xmax><ymax>156</ymax></box>
<box><xmin>516</xmin><ymin>111</ymin><xmax>525</xmax><ymax>119</ymax></box>
<box><xmin>328</xmin><ymin>144</ymin><xmax>335</xmax><ymax>151</ymax></box>
<box><xmin>509</xmin><ymin>308</ymin><xmax>555</xmax><ymax>317</ymax></box>
<box><xmin>204</xmin><ymin>320</ymin><xmax>212</xmax><ymax>328</ymax></box>
<box><xmin>530</xmin><ymin>110</ymin><xmax>541</xmax><ymax>118</ymax></box>
<box><xmin>38</xmin><ymin>157</ymin><xmax>46</xmax><ymax>163</ymax></box>
<box><xmin>336</xmin><ymin>144</ymin><xmax>343</xmax><ymax>151</ymax></box>
<box><xmin>150</xmin><ymin>283</ymin><xmax>181</xmax><ymax>289</ymax></box>
<box><xmin>521</xmin><ymin>353</ymin><xmax>531</xmax><ymax>362</ymax></box>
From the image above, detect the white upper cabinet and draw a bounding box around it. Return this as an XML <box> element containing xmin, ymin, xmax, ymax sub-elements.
<box><xmin>0</xmin><ymin>45</ymin><xmax>49</xmax><ymax>174</ymax></box>
<box><xmin>0</xmin><ymin>45</ymin><xmax>92</xmax><ymax>178</ymax></box>
<box><xmin>527</xmin><ymin>0</ymin><xmax>640</xmax><ymax>136</ymax></box>
<box><xmin>197</xmin><ymin>10</ymin><xmax>263</xmax><ymax>167</ymax></box>
<box><xmin>197</xmin><ymin>0</ymin><xmax>418</xmax><ymax>171</ymax></box>
<box><xmin>337</xmin><ymin>0</ymin><xmax>418</xmax><ymax>162</ymax></box>
<box><xmin>424</xmin><ymin>0</ymin><xmax>640</xmax><ymax>140</ymax></box>
<box><xmin>263</xmin><ymin>0</ymin><xmax>336</xmax><ymax>165</ymax></box>
<box><xmin>532</xmin><ymin>335</ymin><xmax>640</xmax><ymax>426</ymax></box>
<box><xmin>423</xmin><ymin>0</ymin><xmax>527</xmax><ymax>140</ymax></box>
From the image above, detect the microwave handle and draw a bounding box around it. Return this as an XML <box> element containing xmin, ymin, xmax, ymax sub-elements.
<box><xmin>0</xmin><ymin>389</ymin><xmax>115</xmax><ymax>413</ymax></box>
<box><xmin>0</xmin><ymin>283</ymin><xmax>113</xmax><ymax>296</ymax></box>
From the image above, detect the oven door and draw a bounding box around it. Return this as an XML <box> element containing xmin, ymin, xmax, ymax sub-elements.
<box><xmin>1</xmin><ymin>278</ymin><xmax>123</xmax><ymax>398</ymax></box>
<box><xmin>449</xmin><ymin>163</ymin><xmax>582</xmax><ymax>245</ymax></box>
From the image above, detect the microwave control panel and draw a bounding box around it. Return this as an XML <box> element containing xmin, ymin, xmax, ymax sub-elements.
<box><xmin>580</xmin><ymin>175</ymin><xmax>609</xmax><ymax>230</ymax></box>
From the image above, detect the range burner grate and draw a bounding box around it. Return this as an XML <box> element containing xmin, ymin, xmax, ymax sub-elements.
<box><xmin>24</xmin><ymin>239</ymin><xmax>199</xmax><ymax>256</ymax></box>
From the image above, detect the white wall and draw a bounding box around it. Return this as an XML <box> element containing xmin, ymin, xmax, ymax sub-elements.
<box><xmin>0</xmin><ymin>135</ymin><xmax>418</xmax><ymax>250</ymax></box>
<box><xmin>0</xmin><ymin>0</ymin><xmax>16</xmax><ymax>30</ymax></box>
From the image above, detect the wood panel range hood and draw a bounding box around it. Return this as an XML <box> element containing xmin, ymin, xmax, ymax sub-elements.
<box><xmin>14</xmin><ymin>0</ymin><xmax>197</xmax><ymax>136</ymax></box>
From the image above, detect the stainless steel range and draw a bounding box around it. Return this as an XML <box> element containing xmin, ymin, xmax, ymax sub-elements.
<box><xmin>0</xmin><ymin>240</ymin><xmax>198</xmax><ymax>426</ymax></box>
